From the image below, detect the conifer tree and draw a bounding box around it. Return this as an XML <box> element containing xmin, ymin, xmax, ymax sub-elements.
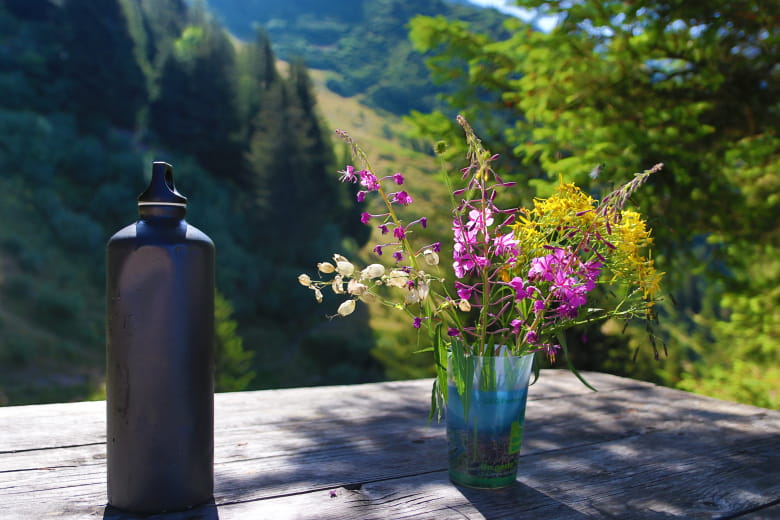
<box><xmin>148</xmin><ymin>11</ymin><xmax>243</xmax><ymax>182</ymax></box>
<box><xmin>57</xmin><ymin>0</ymin><xmax>147</xmax><ymax>130</ymax></box>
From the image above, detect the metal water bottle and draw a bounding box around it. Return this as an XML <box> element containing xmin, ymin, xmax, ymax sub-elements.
<box><xmin>106</xmin><ymin>162</ymin><xmax>215</xmax><ymax>513</ymax></box>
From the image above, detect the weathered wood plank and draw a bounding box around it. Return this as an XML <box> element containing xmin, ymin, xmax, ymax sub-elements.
<box><xmin>0</xmin><ymin>371</ymin><xmax>640</xmax><ymax>452</ymax></box>
<box><xmin>738</xmin><ymin>501</ymin><xmax>780</xmax><ymax>520</ymax></box>
<box><xmin>1</xmin><ymin>372</ymin><xmax>779</xmax><ymax>520</ymax></box>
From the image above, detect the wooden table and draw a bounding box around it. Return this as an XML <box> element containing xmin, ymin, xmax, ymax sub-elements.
<box><xmin>1</xmin><ymin>370</ymin><xmax>779</xmax><ymax>519</ymax></box>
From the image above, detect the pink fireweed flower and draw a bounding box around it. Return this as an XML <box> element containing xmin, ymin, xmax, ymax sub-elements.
<box><xmin>550</xmin><ymin>271</ymin><xmax>589</xmax><ymax>319</ymax></box>
<box><xmin>510</xmin><ymin>319</ymin><xmax>523</xmax><ymax>335</ymax></box>
<box><xmin>468</xmin><ymin>207</ymin><xmax>494</xmax><ymax>232</ymax></box>
<box><xmin>455</xmin><ymin>282</ymin><xmax>473</xmax><ymax>301</ymax></box>
<box><xmin>392</xmin><ymin>191</ymin><xmax>413</xmax><ymax>205</ymax></box>
<box><xmin>356</xmin><ymin>191</ymin><xmax>366</xmax><ymax>202</ymax></box>
<box><xmin>359</xmin><ymin>170</ymin><xmax>380</xmax><ymax>191</ymax></box>
<box><xmin>493</xmin><ymin>232</ymin><xmax>519</xmax><ymax>257</ymax></box>
<box><xmin>508</xmin><ymin>277</ymin><xmax>531</xmax><ymax>300</ymax></box>
<box><xmin>338</xmin><ymin>165</ymin><xmax>357</xmax><ymax>183</ymax></box>
<box><xmin>581</xmin><ymin>260</ymin><xmax>603</xmax><ymax>291</ymax></box>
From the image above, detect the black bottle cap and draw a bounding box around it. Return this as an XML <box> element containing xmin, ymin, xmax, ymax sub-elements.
<box><xmin>138</xmin><ymin>162</ymin><xmax>187</xmax><ymax>208</ymax></box>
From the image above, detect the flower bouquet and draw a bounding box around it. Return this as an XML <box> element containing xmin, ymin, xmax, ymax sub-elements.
<box><xmin>298</xmin><ymin>116</ymin><xmax>663</xmax><ymax>487</ymax></box>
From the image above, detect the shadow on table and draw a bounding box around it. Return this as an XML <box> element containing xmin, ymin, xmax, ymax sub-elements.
<box><xmin>212</xmin><ymin>377</ymin><xmax>780</xmax><ymax>518</ymax></box>
<box><xmin>102</xmin><ymin>499</ymin><xmax>219</xmax><ymax>520</ymax></box>
<box><xmin>456</xmin><ymin>481</ymin><xmax>591</xmax><ymax>519</ymax></box>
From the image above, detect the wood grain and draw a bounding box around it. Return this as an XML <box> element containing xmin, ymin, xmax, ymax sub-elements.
<box><xmin>1</xmin><ymin>371</ymin><xmax>778</xmax><ymax>519</ymax></box>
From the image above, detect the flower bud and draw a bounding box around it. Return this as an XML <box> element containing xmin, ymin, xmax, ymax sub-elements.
<box><xmin>385</xmin><ymin>270</ymin><xmax>409</xmax><ymax>288</ymax></box>
<box><xmin>423</xmin><ymin>249</ymin><xmax>439</xmax><ymax>266</ymax></box>
<box><xmin>361</xmin><ymin>263</ymin><xmax>385</xmax><ymax>280</ymax></box>
<box><xmin>298</xmin><ymin>274</ymin><xmax>312</xmax><ymax>287</ymax></box>
<box><xmin>336</xmin><ymin>261</ymin><xmax>355</xmax><ymax>277</ymax></box>
<box><xmin>318</xmin><ymin>262</ymin><xmax>336</xmax><ymax>274</ymax></box>
<box><xmin>337</xmin><ymin>299</ymin><xmax>356</xmax><ymax>317</ymax></box>
<box><xmin>347</xmin><ymin>279</ymin><xmax>367</xmax><ymax>296</ymax></box>
<box><xmin>332</xmin><ymin>275</ymin><xmax>345</xmax><ymax>294</ymax></box>
<box><xmin>417</xmin><ymin>281</ymin><xmax>430</xmax><ymax>301</ymax></box>
<box><xmin>314</xmin><ymin>288</ymin><xmax>323</xmax><ymax>303</ymax></box>
<box><xmin>333</xmin><ymin>253</ymin><xmax>349</xmax><ymax>263</ymax></box>
<box><xmin>405</xmin><ymin>288</ymin><xmax>420</xmax><ymax>305</ymax></box>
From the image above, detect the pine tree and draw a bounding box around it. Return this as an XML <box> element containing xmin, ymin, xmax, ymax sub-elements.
<box><xmin>148</xmin><ymin>11</ymin><xmax>243</xmax><ymax>182</ymax></box>
<box><xmin>56</xmin><ymin>0</ymin><xmax>148</xmax><ymax>130</ymax></box>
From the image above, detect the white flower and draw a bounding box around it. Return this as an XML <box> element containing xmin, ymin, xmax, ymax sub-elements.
<box><xmin>361</xmin><ymin>263</ymin><xmax>385</xmax><ymax>280</ymax></box>
<box><xmin>423</xmin><ymin>249</ymin><xmax>439</xmax><ymax>266</ymax></box>
<box><xmin>332</xmin><ymin>275</ymin><xmax>345</xmax><ymax>294</ymax></box>
<box><xmin>318</xmin><ymin>262</ymin><xmax>336</xmax><ymax>274</ymax></box>
<box><xmin>385</xmin><ymin>270</ymin><xmax>410</xmax><ymax>288</ymax></box>
<box><xmin>337</xmin><ymin>299</ymin><xmax>356</xmax><ymax>317</ymax></box>
<box><xmin>298</xmin><ymin>274</ymin><xmax>312</xmax><ymax>287</ymax></box>
<box><xmin>458</xmin><ymin>299</ymin><xmax>471</xmax><ymax>312</ymax></box>
<box><xmin>333</xmin><ymin>253</ymin><xmax>349</xmax><ymax>263</ymax></box>
<box><xmin>347</xmin><ymin>279</ymin><xmax>367</xmax><ymax>296</ymax></box>
<box><xmin>405</xmin><ymin>288</ymin><xmax>420</xmax><ymax>304</ymax></box>
<box><xmin>417</xmin><ymin>281</ymin><xmax>430</xmax><ymax>301</ymax></box>
<box><xmin>336</xmin><ymin>261</ymin><xmax>355</xmax><ymax>277</ymax></box>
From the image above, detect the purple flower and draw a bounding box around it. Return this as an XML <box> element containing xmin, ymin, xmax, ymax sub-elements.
<box><xmin>533</xmin><ymin>299</ymin><xmax>545</xmax><ymax>314</ymax></box>
<box><xmin>493</xmin><ymin>232</ymin><xmax>519</xmax><ymax>257</ymax></box>
<box><xmin>455</xmin><ymin>282</ymin><xmax>473</xmax><ymax>301</ymax></box>
<box><xmin>432</xmin><ymin>242</ymin><xmax>441</xmax><ymax>253</ymax></box>
<box><xmin>393</xmin><ymin>226</ymin><xmax>406</xmax><ymax>240</ymax></box>
<box><xmin>338</xmin><ymin>165</ymin><xmax>357</xmax><ymax>183</ymax></box>
<box><xmin>447</xmin><ymin>327</ymin><xmax>461</xmax><ymax>337</ymax></box>
<box><xmin>413</xmin><ymin>317</ymin><xmax>422</xmax><ymax>329</ymax></box>
<box><xmin>359</xmin><ymin>170</ymin><xmax>380</xmax><ymax>191</ymax></box>
<box><xmin>420</xmin><ymin>217</ymin><xmax>428</xmax><ymax>228</ymax></box>
<box><xmin>393</xmin><ymin>191</ymin><xmax>413</xmax><ymax>205</ymax></box>
<box><xmin>378</xmin><ymin>224</ymin><xmax>389</xmax><ymax>235</ymax></box>
<box><xmin>356</xmin><ymin>191</ymin><xmax>366</xmax><ymax>202</ymax></box>
<box><xmin>508</xmin><ymin>277</ymin><xmax>530</xmax><ymax>300</ymax></box>
<box><xmin>510</xmin><ymin>319</ymin><xmax>523</xmax><ymax>335</ymax></box>
<box><xmin>360</xmin><ymin>212</ymin><xmax>371</xmax><ymax>224</ymax></box>
<box><xmin>392</xmin><ymin>250</ymin><xmax>404</xmax><ymax>262</ymax></box>
<box><xmin>581</xmin><ymin>260</ymin><xmax>602</xmax><ymax>291</ymax></box>
<box><xmin>524</xmin><ymin>330</ymin><xmax>539</xmax><ymax>344</ymax></box>
<box><xmin>373</xmin><ymin>245</ymin><xmax>383</xmax><ymax>255</ymax></box>
<box><xmin>393</xmin><ymin>173</ymin><xmax>404</xmax><ymax>185</ymax></box>
<box><xmin>551</xmin><ymin>271</ymin><xmax>588</xmax><ymax>318</ymax></box>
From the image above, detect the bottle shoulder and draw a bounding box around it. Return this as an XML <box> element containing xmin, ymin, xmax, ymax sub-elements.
<box><xmin>107</xmin><ymin>220</ymin><xmax>213</xmax><ymax>248</ymax></box>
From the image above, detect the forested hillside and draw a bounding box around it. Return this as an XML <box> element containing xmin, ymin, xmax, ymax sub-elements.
<box><xmin>207</xmin><ymin>0</ymin><xmax>511</xmax><ymax>114</ymax></box>
<box><xmin>0</xmin><ymin>0</ymin><xmax>375</xmax><ymax>404</ymax></box>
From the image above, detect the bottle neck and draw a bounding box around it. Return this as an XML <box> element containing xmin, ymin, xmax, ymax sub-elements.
<box><xmin>138</xmin><ymin>204</ymin><xmax>187</xmax><ymax>220</ymax></box>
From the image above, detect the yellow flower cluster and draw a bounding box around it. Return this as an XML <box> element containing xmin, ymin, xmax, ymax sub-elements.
<box><xmin>511</xmin><ymin>180</ymin><xmax>663</xmax><ymax>315</ymax></box>
<box><xmin>609</xmin><ymin>210</ymin><xmax>664</xmax><ymax>307</ymax></box>
<box><xmin>512</xmin><ymin>181</ymin><xmax>601</xmax><ymax>265</ymax></box>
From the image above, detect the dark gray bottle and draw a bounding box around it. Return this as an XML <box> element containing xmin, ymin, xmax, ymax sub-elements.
<box><xmin>106</xmin><ymin>162</ymin><xmax>214</xmax><ymax>514</ymax></box>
